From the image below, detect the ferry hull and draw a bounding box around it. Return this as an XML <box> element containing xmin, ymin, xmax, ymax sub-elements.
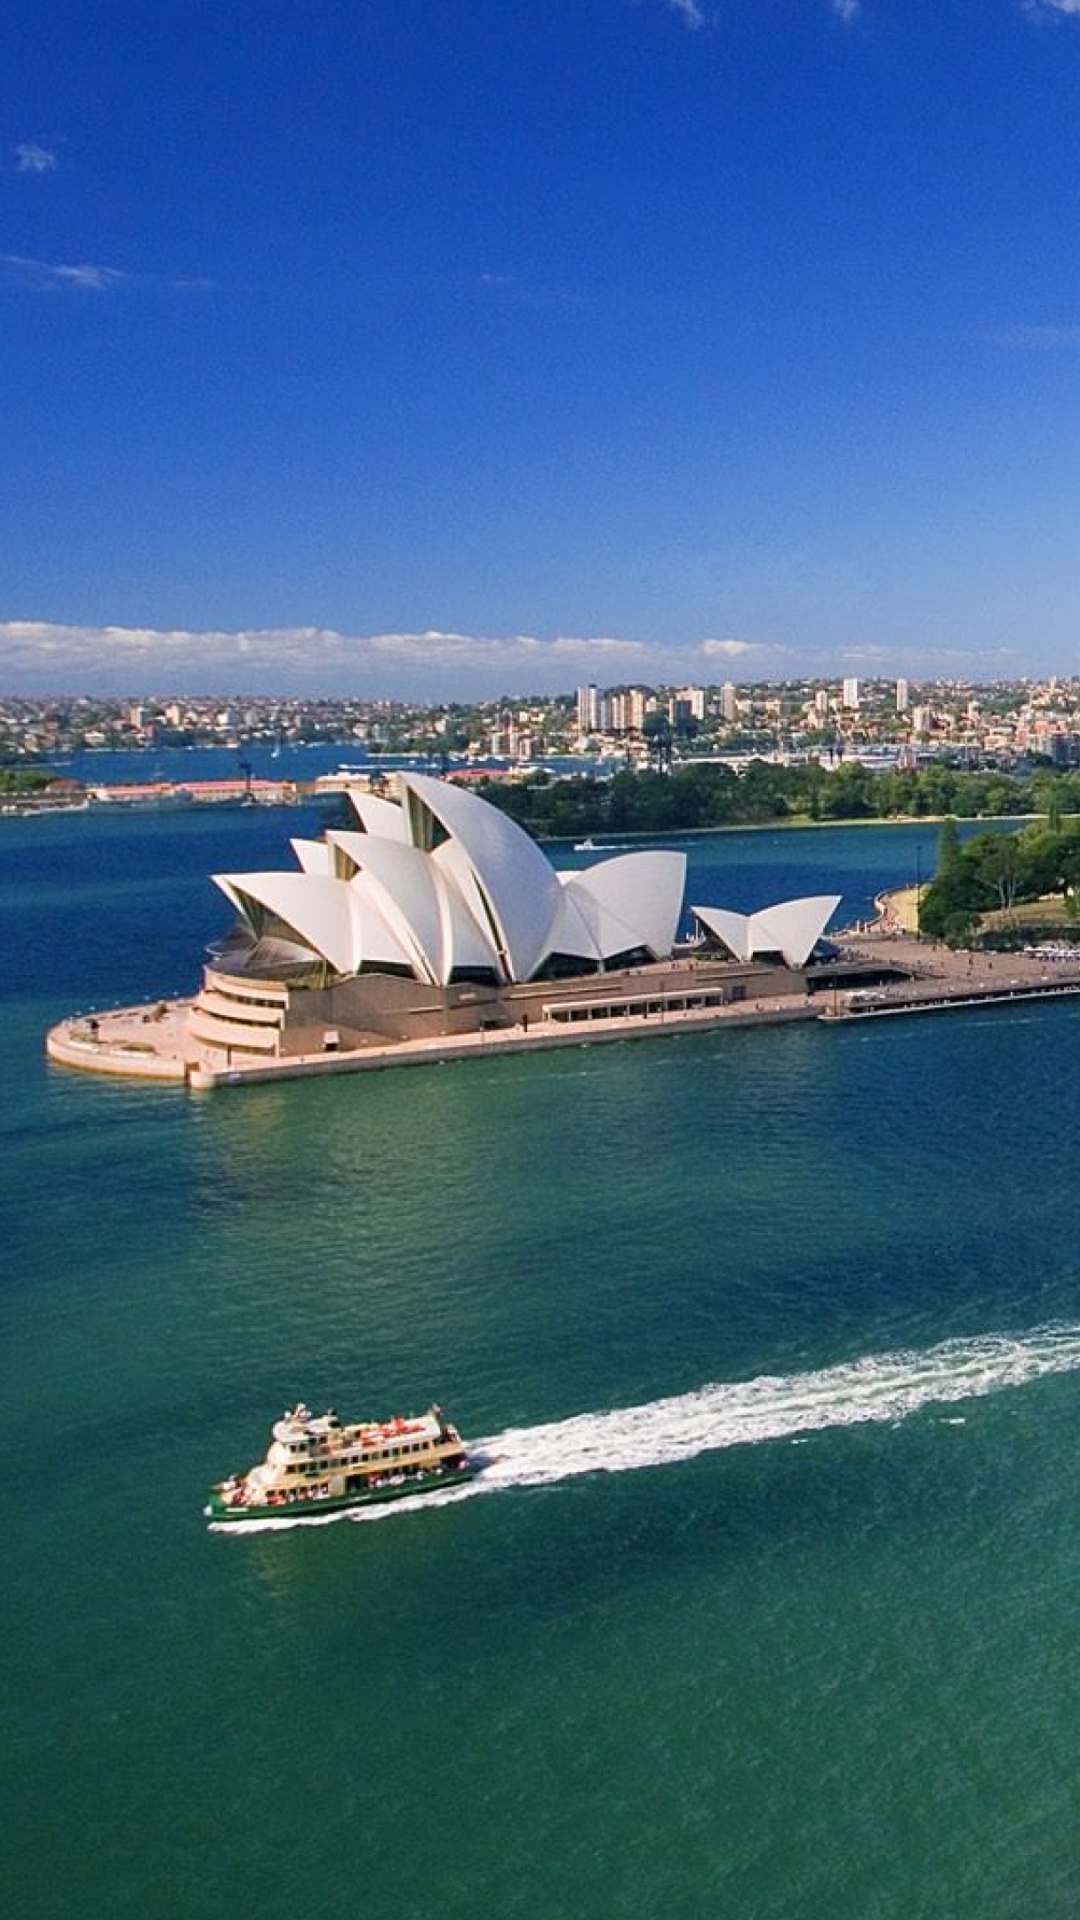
<box><xmin>205</xmin><ymin>1459</ymin><xmax>476</xmax><ymax>1525</ymax></box>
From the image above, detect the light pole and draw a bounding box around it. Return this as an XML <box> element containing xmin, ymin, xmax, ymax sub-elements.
<box><xmin>915</xmin><ymin>843</ymin><xmax>923</xmax><ymax>939</ymax></box>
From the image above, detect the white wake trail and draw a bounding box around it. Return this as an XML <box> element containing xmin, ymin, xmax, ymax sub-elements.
<box><xmin>472</xmin><ymin>1326</ymin><xmax>1080</xmax><ymax>1496</ymax></box>
<box><xmin>216</xmin><ymin>1326</ymin><xmax>1080</xmax><ymax>1533</ymax></box>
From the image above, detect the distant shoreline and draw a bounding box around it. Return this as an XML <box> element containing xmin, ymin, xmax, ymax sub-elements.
<box><xmin>2</xmin><ymin>781</ymin><xmax>1039</xmax><ymax>839</ymax></box>
<box><xmin>548</xmin><ymin>813</ymin><xmax>1037</xmax><ymax>844</ymax></box>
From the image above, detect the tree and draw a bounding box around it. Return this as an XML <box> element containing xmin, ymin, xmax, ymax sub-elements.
<box><xmin>971</xmin><ymin>833</ymin><xmax>1025</xmax><ymax>913</ymax></box>
<box><xmin>1055</xmin><ymin>833</ymin><xmax>1080</xmax><ymax>907</ymax></box>
<box><xmin>918</xmin><ymin>853</ymin><xmax>985</xmax><ymax>938</ymax></box>
<box><xmin>642</xmin><ymin>712</ymin><xmax>672</xmax><ymax>772</ymax></box>
<box><xmin>1038</xmin><ymin>781</ymin><xmax>1064</xmax><ymax>833</ymax></box>
<box><xmin>936</xmin><ymin>815</ymin><xmax>960</xmax><ymax>874</ymax></box>
<box><xmin>943</xmin><ymin>909</ymin><xmax>980</xmax><ymax>948</ymax></box>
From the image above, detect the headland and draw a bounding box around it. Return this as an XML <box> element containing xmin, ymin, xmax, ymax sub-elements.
<box><xmin>45</xmin><ymin>929</ymin><xmax>1080</xmax><ymax>1092</ymax></box>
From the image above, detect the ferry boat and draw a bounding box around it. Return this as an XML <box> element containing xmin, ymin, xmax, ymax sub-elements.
<box><xmin>205</xmin><ymin>1401</ymin><xmax>473</xmax><ymax>1524</ymax></box>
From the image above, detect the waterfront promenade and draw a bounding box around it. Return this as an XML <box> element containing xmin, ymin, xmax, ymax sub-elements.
<box><xmin>44</xmin><ymin>928</ymin><xmax>1080</xmax><ymax>1091</ymax></box>
<box><xmin>824</xmin><ymin>928</ymin><xmax>1080</xmax><ymax>1016</ymax></box>
<box><xmin>45</xmin><ymin>980</ymin><xmax>822</xmax><ymax>1088</ymax></box>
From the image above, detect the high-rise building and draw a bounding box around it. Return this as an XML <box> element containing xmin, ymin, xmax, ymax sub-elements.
<box><xmin>895</xmin><ymin>678</ymin><xmax>909</xmax><ymax>713</ymax></box>
<box><xmin>576</xmin><ymin>684</ymin><xmax>599</xmax><ymax>733</ymax></box>
<box><xmin>677</xmin><ymin>685</ymin><xmax>707</xmax><ymax>721</ymax></box>
<box><xmin>842</xmin><ymin>678</ymin><xmax>859</xmax><ymax>710</ymax></box>
<box><xmin>720</xmin><ymin>682</ymin><xmax>737</xmax><ymax>723</ymax></box>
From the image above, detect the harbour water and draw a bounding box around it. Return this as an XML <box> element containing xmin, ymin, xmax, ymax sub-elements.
<box><xmin>5</xmin><ymin>810</ymin><xmax>1080</xmax><ymax>1918</ymax></box>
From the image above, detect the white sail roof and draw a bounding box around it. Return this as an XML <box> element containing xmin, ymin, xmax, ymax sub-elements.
<box><xmin>689</xmin><ymin>903</ymin><xmax>753</xmax><ymax>961</ymax></box>
<box><xmin>399</xmin><ymin>771</ymin><xmax>563</xmax><ymax>982</ymax></box>
<box><xmin>345</xmin><ymin>789</ymin><xmax>410</xmax><ymax>842</ymax></box>
<box><xmin>214</xmin><ymin>873</ymin><xmax>362</xmax><ymax>975</ymax></box>
<box><xmin>750</xmin><ymin>895</ymin><xmax>842</xmax><ymax>966</ymax></box>
<box><xmin>691</xmin><ymin>894</ymin><xmax>841</xmax><ymax>969</ymax></box>
<box><xmin>569</xmin><ymin>852</ymin><xmax>687</xmax><ymax>963</ymax></box>
<box><xmin>290</xmin><ymin>838</ymin><xmax>333</xmax><ymax>877</ymax></box>
<box><xmin>336</xmin><ymin>832</ymin><xmax>488</xmax><ymax>987</ymax></box>
<box><xmin>214</xmin><ymin>775</ymin><xmax>691</xmax><ymax>986</ymax></box>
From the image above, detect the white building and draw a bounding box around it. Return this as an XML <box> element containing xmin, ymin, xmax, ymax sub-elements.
<box><xmin>201</xmin><ymin>771</ymin><xmax>687</xmax><ymax>997</ymax></box>
<box><xmin>576</xmin><ymin>684</ymin><xmax>600</xmax><ymax>733</ymax></box>
<box><xmin>185</xmin><ymin>774</ymin><xmax>841</xmax><ymax>1066</ymax></box>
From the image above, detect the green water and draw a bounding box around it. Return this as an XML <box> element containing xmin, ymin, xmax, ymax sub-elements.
<box><xmin>5</xmin><ymin>814</ymin><xmax>1080</xmax><ymax>1918</ymax></box>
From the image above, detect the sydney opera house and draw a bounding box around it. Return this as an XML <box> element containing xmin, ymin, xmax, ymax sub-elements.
<box><xmin>183</xmin><ymin>771</ymin><xmax>842</xmax><ymax>1066</ymax></box>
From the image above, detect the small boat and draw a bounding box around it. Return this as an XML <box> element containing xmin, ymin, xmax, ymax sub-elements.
<box><xmin>205</xmin><ymin>1401</ymin><xmax>474</xmax><ymax>1524</ymax></box>
<box><xmin>574</xmin><ymin>836</ymin><xmax>598</xmax><ymax>851</ymax></box>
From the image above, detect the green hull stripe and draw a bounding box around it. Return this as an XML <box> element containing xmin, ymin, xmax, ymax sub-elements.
<box><xmin>206</xmin><ymin>1464</ymin><xmax>476</xmax><ymax>1524</ymax></box>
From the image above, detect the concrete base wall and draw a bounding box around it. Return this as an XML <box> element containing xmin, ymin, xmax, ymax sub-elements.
<box><xmin>182</xmin><ymin>955</ymin><xmax>812</xmax><ymax>1070</ymax></box>
<box><xmin>219</xmin><ymin>955</ymin><xmax>808</xmax><ymax>1058</ymax></box>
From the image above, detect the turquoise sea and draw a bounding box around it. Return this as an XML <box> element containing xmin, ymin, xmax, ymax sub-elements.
<box><xmin>6</xmin><ymin>809</ymin><xmax>1080</xmax><ymax>1919</ymax></box>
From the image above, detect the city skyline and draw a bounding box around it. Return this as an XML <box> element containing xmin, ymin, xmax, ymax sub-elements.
<box><xmin>5</xmin><ymin>1</ymin><xmax>1080</xmax><ymax>697</ymax></box>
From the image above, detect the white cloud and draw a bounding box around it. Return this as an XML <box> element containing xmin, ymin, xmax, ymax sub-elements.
<box><xmin>13</xmin><ymin>143</ymin><xmax>57</xmax><ymax>174</ymax></box>
<box><xmin>1</xmin><ymin>253</ymin><xmax>126</xmax><ymax>292</ymax></box>
<box><xmin>0</xmin><ymin>621</ymin><xmax>328</xmax><ymax>663</ymax></box>
<box><xmin>0</xmin><ymin>620</ymin><xmax>1035</xmax><ymax>696</ymax></box>
<box><xmin>666</xmin><ymin>0</ymin><xmax>706</xmax><ymax>27</ymax></box>
<box><xmin>1030</xmin><ymin>1</ymin><xmax>1080</xmax><ymax>16</ymax></box>
<box><xmin>549</xmin><ymin>634</ymin><xmax>648</xmax><ymax>659</ymax></box>
<box><xmin>0</xmin><ymin>620</ymin><xmax>679</xmax><ymax>698</ymax></box>
<box><xmin>700</xmin><ymin>638</ymin><xmax>784</xmax><ymax>659</ymax></box>
<box><xmin>54</xmin><ymin>263</ymin><xmax>126</xmax><ymax>290</ymax></box>
<box><xmin>0</xmin><ymin>253</ymin><xmax>214</xmax><ymax>296</ymax></box>
<box><xmin>831</xmin><ymin>0</ymin><xmax>861</xmax><ymax>21</ymax></box>
<box><xmin>368</xmin><ymin>629</ymin><xmax>647</xmax><ymax>668</ymax></box>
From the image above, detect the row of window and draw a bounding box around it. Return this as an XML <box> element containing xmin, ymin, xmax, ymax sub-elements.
<box><xmin>546</xmin><ymin>987</ymin><xmax>739</xmax><ymax>1025</ymax></box>
<box><xmin>286</xmin><ymin>1439</ymin><xmax>432</xmax><ymax>1473</ymax></box>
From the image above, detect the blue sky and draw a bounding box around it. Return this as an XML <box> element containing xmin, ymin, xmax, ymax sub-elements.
<box><xmin>4</xmin><ymin>0</ymin><xmax>1080</xmax><ymax>697</ymax></box>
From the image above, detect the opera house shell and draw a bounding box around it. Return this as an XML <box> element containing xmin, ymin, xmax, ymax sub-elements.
<box><xmin>690</xmin><ymin>896</ymin><xmax>842</xmax><ymax>970</ymax></box>
<box><xmin>180</xmin><ymin>770</ymin><xmax>849</xmax><ymax>1069</ymax></box>
<box><xmin>188</xmin><ymin>772</ymin><xmax>689</xmax><ymax>1059</ymax></box>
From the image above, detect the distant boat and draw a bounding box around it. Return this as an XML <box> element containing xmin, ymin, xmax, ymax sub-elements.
<box><xmin>574</xmin><ymin>836</ymin><xmax>617</xmax><ymax>852</ymax></box>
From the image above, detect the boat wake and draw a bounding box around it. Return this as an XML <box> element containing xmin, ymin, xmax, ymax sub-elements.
<box><xmin>211</xmin><ymin>1325</ymin><xmax>1080</xmax><ymax>1533</ymax></box>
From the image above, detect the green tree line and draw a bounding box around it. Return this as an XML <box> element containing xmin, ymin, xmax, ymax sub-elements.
<box><xmin>472</xmin><ymin>760</ymin><xmax>1080</xmax><ymax>842</ymax></box>
<box><xmin>0</xmin><ymin>767</ymin><xmax>62</xmax><ymax>795</ymax></box>
<box><xmin>918</xmin><ymin>817</ymin><xmax>1080</xmax><ymax>945</ymax></box>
